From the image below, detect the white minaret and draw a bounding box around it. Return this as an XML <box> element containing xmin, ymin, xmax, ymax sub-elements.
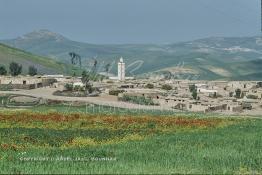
<box><xmin>118</xmin><ymin>57</ymin><xmax>125</xmax><ymax>81</ymax></box>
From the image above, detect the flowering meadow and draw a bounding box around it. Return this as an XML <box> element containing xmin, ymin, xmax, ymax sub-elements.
<box><xmin>0</xmin><ymin>106</ymin><xmax>261</xmax><ymax>174</ymax></box>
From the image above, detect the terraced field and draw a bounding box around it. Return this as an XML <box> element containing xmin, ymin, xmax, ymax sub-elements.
<box><xmin>0</xmin><ymin>105</ymin><xmax>261</xmax><ymax>174</ymax></box>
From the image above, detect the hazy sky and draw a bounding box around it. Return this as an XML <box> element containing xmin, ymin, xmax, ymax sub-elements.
<box><xmin>0</xmin><ymin>0</ymin><xmax>260</xmax><ymax>44</ymax></box>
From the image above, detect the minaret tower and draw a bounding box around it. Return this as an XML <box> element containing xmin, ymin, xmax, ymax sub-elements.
<box><xmin>118</xmin><ymin>57</ymin><xmax>125</xmax><ymax>81</ymax></box>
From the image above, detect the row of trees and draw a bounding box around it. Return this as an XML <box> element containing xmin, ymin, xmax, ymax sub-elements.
<box><xmin>0</xmin><ymin>62</ymin><xmax>37</xmax><ymax>76</ymax></box>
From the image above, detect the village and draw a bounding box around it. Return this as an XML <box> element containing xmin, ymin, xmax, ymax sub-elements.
<box><xmin>0</xmin><ymin>58</ymin><xmax>262</xmax><ymax>115</ymax></box>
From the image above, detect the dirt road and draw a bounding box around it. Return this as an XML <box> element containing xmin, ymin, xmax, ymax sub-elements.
<box><xmin>0</xmin><ymin>88</ymin><xmax>173</xmax><ymax>111</ymax></box>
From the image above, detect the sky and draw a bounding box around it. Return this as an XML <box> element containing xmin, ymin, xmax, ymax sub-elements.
<box><xmin>0</xmin><ymin>0</ymin><xmax>260</xmax><ymax>44</ymax></box>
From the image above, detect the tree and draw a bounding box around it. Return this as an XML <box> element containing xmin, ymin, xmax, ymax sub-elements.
<box><xmin>213</xmin><ymin>92</ymin><xmax>217</xmax><ymax>98</ymax></box>
<box><xmin>189</xmin><ymin>84</ymin><xmax>196</xmax><ymax>92</ymax></box>
<box><xmin>161</xmin><ymin>84</ymin><xmax>172</xmax><ymax>91</ymax></box>
<box><xmin>81</xmin><ymin>71</ymin><xmax>93</xmax><ymax>93</ymax></box>
<box><xmin>64</xmin><ymin>83</ymin><xmax>73</xmax><ymax>91</ymax></box>
<box><xmin>192</xmin><ymin>89</ymin><xmax>198</xmax><ymax>100</ymax></box>
<box><xmin>257</xmin><ymin>82</ymin><xmax>262</xmax><ymax>88</ymax></box>
<box><xmin>69</xmin><ymin>52</ymin><xmax>82</xmax><ymax>68</ymax></box>
<box><xmin>9</xmin><ymin>62</ymin><xmax>22</xmax><ymax>76</ymax></box>
<box><xmin>28</xmin><ymin>66</ymin><xmax>37</xmax><ymax>76</ymax></box>
<box><xmin>145</xmin><ymin>83</ymin><xmax>154</xmax><ymax>89</ymax></box>
<box><xmin>235</xmin><ymin>88</ymin><xmax>242</xmax><ymax>99</ymax></box>
<box><xmin>0</xmin><ymin>65</ymin><xmax>7</xmax><ymax>75</ymax></box>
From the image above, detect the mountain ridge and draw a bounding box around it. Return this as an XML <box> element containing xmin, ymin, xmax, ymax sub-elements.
<box><xmin>2</xmin><ymin>30</ymin><xmax>262</xmax><ymax>80</ymax></box>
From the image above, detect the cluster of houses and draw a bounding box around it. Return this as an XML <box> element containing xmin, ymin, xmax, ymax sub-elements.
<box><xmin>1</xmin><ymin>69</ymin><xmax>262</xmax><ymax>115</ymax></box>
<box><xmin>0</xmin><ymin>75</ymin><xmax>84</xmax><ymax>90</ymax></box>
<box><xmin>0</xmin><ymin>75</ymin><xmax>56</xmax><ymax>89</ymax></box>
<box><xmin>105</xmin><ymin>79</ymin><xmax>262</xmax><ymax>114</ymax></box>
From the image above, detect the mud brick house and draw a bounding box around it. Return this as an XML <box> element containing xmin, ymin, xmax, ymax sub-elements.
<box><xmin>0</xmin><ymin>76</ymin><xmax>57</xmax><ymax>90</ymax></box>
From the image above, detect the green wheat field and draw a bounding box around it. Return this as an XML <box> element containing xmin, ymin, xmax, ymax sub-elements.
<box><xmin>0</xmin><ymin>104</ymin><xmax>261</xmax><ymax>174</ymax></box>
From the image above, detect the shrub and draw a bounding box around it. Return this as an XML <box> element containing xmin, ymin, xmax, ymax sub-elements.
<box><xmin>246</xmin><ymin>94</ymin><xmax>258</xmax><ymax>99</ymax></box>
<box><xmin>86</xmin><ymin>84</ymin><xmax>95</xmax><ymax>93</ymax></box>
<box><xmin>109</xmin><ymin>89</ymin><xmax>124</xmax><ymax>96</ymax></box>
<box><xmin>161</xmin><ymin>84</ymin><xmax>172</xmax><ymax>91</ymax></box>
<box><xmin>119</xmin><ymin>94</ymin><xmax>157</xmax><ymax>105</ymax></box>
<box><xmin>64</xmin><ymin>83</ymin><xmax>74</xmax><ymax>91</ymax></box>
<box><xmin>145</xmin><ymin>83</ymin><xmax>154</xmax><ymax>89</ymax></box>
<box><xmin>73</xmin><ymin>85</ymin><xmax>81</xmax><ymax>91</ymax></box>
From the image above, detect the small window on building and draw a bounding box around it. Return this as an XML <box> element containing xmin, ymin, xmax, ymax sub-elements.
<box><xmin>23</xmin><ymin>80</ymin><xmax>26</xmax><ymax>85</ymax></box>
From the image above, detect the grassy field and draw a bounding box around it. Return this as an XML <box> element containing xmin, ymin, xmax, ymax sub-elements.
<box><xmin>0</xmin><ymin>105</ymin><xmax>261</xmax><ymax>174</ymax></box>
<box><xmin>0</xmin><ymin>43</ymin><xmax>81</xmax><ymax>75</ymax></box>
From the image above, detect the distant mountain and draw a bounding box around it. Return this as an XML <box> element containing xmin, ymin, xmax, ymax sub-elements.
<box><xmin>2</xmin><ymin>29</ymin><xmax>262</xmax><ymax>80</ymax></box>
<box><xmin>0</xmin><ymin>43</ymin><xmax>78</xmax><ymax>75</ymax></box>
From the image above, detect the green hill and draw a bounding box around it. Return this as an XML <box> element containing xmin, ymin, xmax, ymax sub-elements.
<box><xmin>2</xmin><ymin>29</ymin><xmax>262</xmax><ymax>80</ymax></box>
<box><xmin>0</xmin><ymin>43</ymin><xmax>78</xmax><ymax>75</ymax></box>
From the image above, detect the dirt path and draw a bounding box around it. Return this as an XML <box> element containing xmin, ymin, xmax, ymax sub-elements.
<box><xmin>0</xmin><ymin>88</ymin><xmax>173</xmax><ymax>111</ymax></box>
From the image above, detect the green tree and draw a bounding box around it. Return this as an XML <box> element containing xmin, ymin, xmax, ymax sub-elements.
<box><xmin>28</xmin><ymin>66</ymin><xmax>37</xmax><ymax>76</ymax></box>
<box><xmin>0</xmin><ymin>65</ymin><xmax>7</xmax><ymax>75</ymax></box>
<box><xmin>9</xmin><ymin>62</ymin><xmax>22</xmax><ymax>76</ymax></box>
<box><xmin>81</xmin><ymin>71</ymin><xmax>93</xmax><ymax>93</ymax></box>
<box><xmin>235</xmin><ymin>89</ymin><xmax>242</xmax><ymax>99</ymax></box>
<box><xmin>189</xmin><ymin>84</ymin><xmax>196</xmax><ymax>92</ymax></box>
<box><xmin>161</xmin><ymin>84</ymin><xmax>172</xmax><ymax>91</ymax></box>
<box><xmin>145</xmin><ymin>83</ymin><xmax>154</xmax><ymax>89</ymax></box>
<box><xmin>64</xmin><ymin>83</ymin><xmax>73</xmax><ymax>91</ymax></box>
<box><xmin>192</xmin><ymin>90</ymin><xmax>198</xmax><ymax>100</ymax></box>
